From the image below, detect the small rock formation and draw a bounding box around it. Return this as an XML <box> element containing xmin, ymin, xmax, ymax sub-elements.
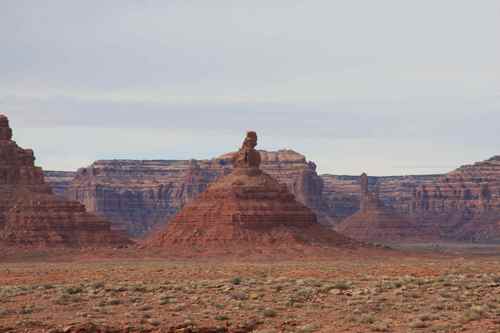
<box><xmin>148</xmin><ymin>132</ymin><xmax>352</xmax><ymax>251</ymax></box>
<box><xmin>335</xmin><ymin>173</ymin><xmax>437</xmax><ymax>243</ymax></box>
<box><xmin>0</xmin><ymin>114</ymin><xmax>130</xmax><ymax>247</ymax></box>
<box><xmin>412</xmin><ymin>156</ymin><xmax>500</xmax><ymax>241</ymax></box>
<box><xmin>63</xmin><ymin>149</ymin><xmax>329</xmax><ymax>236</ymax></box>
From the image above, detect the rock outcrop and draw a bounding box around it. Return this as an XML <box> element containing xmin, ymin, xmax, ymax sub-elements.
<box><xmin>148</xmin><ymin>132</ymin><xmax>351</xmax><ymax>251</ymax></box>
<box><xmin>335</xmin><ymin>173</ymin><xmax>438</xmax><ymax>243</ymax></box>
<box><xmin>0</xmin><ymin>114</ymin><xmax>130</xmax><ymax>247</ymax></box>
<box><xmin>412</xmin><ymin>156</ymin><xmax>500</xmax><ymax>241</ymax></box>
<box><xmin>64</xmin><ymin>150</ymin><xmax>328</xmax><ymax>236</ymax></box>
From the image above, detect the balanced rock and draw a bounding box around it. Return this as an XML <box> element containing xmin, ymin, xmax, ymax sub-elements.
<box><xmin>63</xmin><ymin>149</ymin><xmax>329</xmax><ymax>237</ymax></box>
<box><xmin>149</xmin><ymin>131</ymin><xmax>351</xmax><ymax>251</ymax></box>
<box><xmin>0</xmin><ymin>115</ymin><xmax>130</xmax><ymax>247</ymax></box>
<box><xmin>335</xmin><ymin>173</ymin><xmax>437</xmax><ymax>243</ymax></box>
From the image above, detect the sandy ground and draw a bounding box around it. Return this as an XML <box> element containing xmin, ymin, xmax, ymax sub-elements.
<box><xmin>0</xmin><ymin>245</ymin><xmax>499</xmax><ymax>333</ymax></box>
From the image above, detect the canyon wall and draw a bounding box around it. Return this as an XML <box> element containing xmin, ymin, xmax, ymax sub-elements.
<box><xmin>45</xmin><ymin>153</ymin><xmax>500</xmax><ymax>242</ymax></box>
<box><xmin>61</xmin><ymin>150</ymin><xmax>329</xmax><ymax>236</ymax></box>
<box><xmin>412</xmin><ymin>156</ymin><xmax>500</xmax><ymax>241</ymax></box>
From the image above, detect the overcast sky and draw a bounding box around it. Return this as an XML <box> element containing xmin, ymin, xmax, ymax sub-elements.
<box><xmin>1</xmin><ymin>1</ymin><xmax>499</xmax><ymax>175</ymax></box>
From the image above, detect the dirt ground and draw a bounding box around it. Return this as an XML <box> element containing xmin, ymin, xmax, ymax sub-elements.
<box><xmin>0</xmin><ymin>245</ymin><xmax>499</xmax><ymax>333</ymax></box>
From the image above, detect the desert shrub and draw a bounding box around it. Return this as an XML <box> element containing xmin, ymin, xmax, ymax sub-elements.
<box><xmin>64</xmin><ymin>286</ymin><xmax>83</xmax><ymax>295</ymax></box>
<box><xmin>215</xmin><ymin>314</ymin><xmax>229</xmax><ymax>321</ymax></box>
<box><xmin>262</xmin><ymin>308</ymin><xmax>277</xmax><ymax>318</ymax></box>
<box><xmin>231</xmin><ymin>277</ymin><xmax>242</xmax><ymax>285</ymax></box>
<box><xmin>332</xmin><ymin>281</ymin><xmax>352</xmax><ymax>290</ymax></box>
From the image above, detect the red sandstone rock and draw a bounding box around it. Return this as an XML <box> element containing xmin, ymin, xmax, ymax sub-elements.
<box><xmin>412</xmin><ymin>156</ymin><xmax>500</xmax><ymax>241</ymax></box>
<box><xmin>335</xmin><ymin>173</ymin><xmax>438</xmax><ymax>243</ymax></box>
<box><xmin>320</xmin><ymin>174</ymin><xmax>440</xmax><ymax>221</ymax></box>
<box><xmin>148</xmin><ymin>132</ymin><xmax>352</xmax><ymax>251</ymax></box>
<box><xmin>64</xmin><ymin>149</ymin><xmax>329</xmax><ymax>236</ymax></box>
<box><xmin>0</xmin><ymin>115</ymin><xmax>131</xmax><ymax>247</ymax></box>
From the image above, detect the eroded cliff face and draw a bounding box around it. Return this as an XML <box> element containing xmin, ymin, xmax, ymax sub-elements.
<box><xmin>412</xmin><ymin>156</ymin><xmax>500</xmax><ymax>241</ymax></box>
<box><xmin>63</xmin><ymin>150</ymin><xmax>328</xmax><ymax>236</ymax></box>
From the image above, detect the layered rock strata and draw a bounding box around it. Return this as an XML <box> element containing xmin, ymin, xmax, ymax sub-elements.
<box><xmin>149</xmin><ymin>132</ymin><xmax>351</xmax><ymax>250</ymax></box>
<box><xmin>44</xmin><ymin>171</ymin><xmax>76</xmax><ymax>197</ymax></box>
<box><xmin>412</xmin><ymin>156</ymin><xmax>500</xmax><ymax>241</ymax></box>
<box><xmin>65</xmin><ymin>150</ymin><xmax>328</xmax><ymax>236</ymax></box>
<box><xmin>335</xmin><ymin>173</ymin><xmax>438</xmax><ymax>243</ymax></box>
<box><xmin>0</xmin><ymin>114</ymin><xmax>130</xmax><ymax>247</ymax></box>
<box><xmin>320</xmin><ymin>174</ymin><xmax>440</xmax><ymax>221</ymax></box>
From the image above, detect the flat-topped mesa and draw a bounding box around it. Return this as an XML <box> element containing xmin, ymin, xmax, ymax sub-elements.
<box><xmin>335</xmin><ymin>173</ymin><xmax>438</xmax><ymax>243</ymax></box>
<box><xmin>148</xmin><ymin>132</ymin><xmax>353</xmax><ymax>252</ymax></box>
<box><xmin>412</xmin><ymin>155</ymin><xmax>500</xmax><ymax>241</ymax></box>
<box><xmin>0</xmin><ymin>114</ymin><xmax>131</xmax><ymax>247</ymax></box>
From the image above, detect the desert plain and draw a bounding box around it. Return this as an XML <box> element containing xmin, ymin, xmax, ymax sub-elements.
<box><xmin>1</xmin><ymin>245</ymin><xmax>500</xmax><ymax>333</ymax></box>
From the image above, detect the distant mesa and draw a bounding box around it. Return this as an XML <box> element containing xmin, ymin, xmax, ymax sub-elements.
<box><xmin>335</xmin><ymin>173</ymin><xmax>438</xmax><ymax>243</ymax></box>
<box><xmin>0</xmin><ymin>114</ymin><xmax>131</xmax><ymax>247</ymax></box>
<box><xmin>148</xmin><ymin>131</ymin><xmax>353</xmax><ymax>252</ymax></box>
<box><xmin>411</xmin><ymin>156</ymin><xmax>500</xmax><ymax>242</ymax></box>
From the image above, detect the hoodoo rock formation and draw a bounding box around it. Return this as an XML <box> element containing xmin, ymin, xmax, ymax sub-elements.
<box><xmin>335</xmin><ymin>173</ymin><xmax>437</xmax><ymax>243</ymax></box>
<box><xmin>64</xmin><ymin>149</ymin><xmax>329</xmax><ymax>236</ymax></box>
<box><xmin>412</xmin><ymin>156</ymin><xmax>500</xmax><ymax>242</ymax></box>
<box><xmin>0</xmin><ymin>115</ymin><xmax>130</xmax><ymax>247</ymax></box>
<box><xmin>148</xmin><ymin>132</ymin><xmax>351</xmax><ymax>251</ymax></box>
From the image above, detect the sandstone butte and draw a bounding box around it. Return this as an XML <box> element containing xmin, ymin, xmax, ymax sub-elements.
<box><xmin>65</xmin><ymin>149</ymin><xmax>330</xmax><ymax>237</ymax></box>
<box><xmin>0</xmin><ymin>114</ymin><xmax>131</xmax><ymax>247</ymax></box>
<box><xmin>334</xmin><ymin>173</ymin><xmax>438</xmax><ymax>243</ymax></box>
<box><xmin>147</xmin><ymin>131</ymin><xmax>354</xmax><ymax>253</ymax></box>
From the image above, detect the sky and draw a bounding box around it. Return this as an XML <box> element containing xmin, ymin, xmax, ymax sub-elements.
<box><xmin>1</xmin><ymin>0</ymin><xmax>499</xmax><ymax>175</ymax></box>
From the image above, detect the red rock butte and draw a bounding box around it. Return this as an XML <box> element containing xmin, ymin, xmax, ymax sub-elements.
<box><xmin>0</xmin><ymin>114</ymin><xmax>131</xmax><ymax>247</ymax></box>
<box><xmin>335</xmin><ymin>173</ymin><xmax>438</xmax><ymax>243</ymax></box>
<box><xmin>148</xmin><ymin>131</ymin><xmax>353</xmax><ymax>252</ymax></box>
